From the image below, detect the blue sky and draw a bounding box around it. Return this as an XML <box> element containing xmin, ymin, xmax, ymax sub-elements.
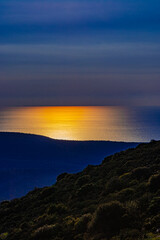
<box><xmin>0</xmin><ymin>0</ymin><xmax>160</xmax><ymax>106</ymax></box>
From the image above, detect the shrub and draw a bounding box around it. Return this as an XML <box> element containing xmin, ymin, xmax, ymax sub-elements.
<box><xmin>105</xmin><ymin>177</ymin><xmax>122</xmax><ymax>193</ymax></box>
<box><xmin>117</xmin><ymin>188</ymin><xmax>135</xmax><ymax>202</ymax></box>
<box><xmin>150</xmin><ymin>214</ymin><xmax>160</xmax><ymax>231</ymax></box>
<box><xmin>132</xmin><ymin>167</ymin><xmax>151</xmax><ymax>180</ymax></box>
<box><xmin>56</xmin><ymin>173</ymin><xmax>68</xmax><ymax>182</ymax></box>
<box><xmin>40</xmin><ymin>187</ymin><xmax>55</xmax><ymax>199</ymax></box>
<box><xmin>75</xmin><ymin>214</ymin><xmax>92</xmax><ymax>233</ymax></box>
<box><xmin>89</xmin><ymin>201</ymin><xmax>125</xmax><ymax>238</ymax></box>
<box><xmin>75</xmin><ymin>175</ymin><xmax>90</xmax><ymax>187</ymax></box>
<box><xmin>119</xmin><ymin>172</ymin><xmax>131</xmax><ymax>181</ymax></box>
<box><xmin>136</xmin><ymin>182</ymin><xmax>147</xmax><ymax>195</ymax></box>
<box><xmin>148</xmin><ymin>197</ymin><xmax>160</xmax><ymax>215</ymax></box>
<box><xmin>76</xmin><ymin>184</ymin><xmax>95</xmax><ymax>197</ymax></box>
<box><xmin>32</xmin><ymin>224</ymin><xmax>61</xmax><ymax>240</ymax></box>
<box><xmin>138</xmin><ymin>193</ymin><xmax>151</xmax><ymax>212</ymax></box>
<box><xmin>148</xmin><ymin>174</ymin><xmax>160</xmax><ymax>192</ymax></box>
<box><xmin>119</xmin><ymin>228</ymin><xmax>142</xmax><ymax>240</ymax></box>
<box><xmin>20</xmin><ymin>222</ymin><xmax>30</xmax><ymax>230</ymax></box>
<box><xmin>34</xmin><ymin>214</ymin><xmax>49</xmax><ymax>228</ymax></box>
<box><xmin>124</xmin><ymin>201</ymin><xmax>141</xmax><ymax>229</ymax></box>
<box><xmin>47</xmin><ymin>203</ymin><xmax>67</xmax><ymax>215</ymax></box>
<box><xmin>0</xmin><ymin>201</ymin><xmax>10</xmax><ymax>206</ymax></box>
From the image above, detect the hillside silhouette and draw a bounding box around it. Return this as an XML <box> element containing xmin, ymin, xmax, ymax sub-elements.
<box><xmin>0</xmin><ymin>140</ymin><xmax>160</xmax><ymax>240</ymax></box>
<box><xmin>0</xmin><ymin>132</ymin><xmax>139</xmax><ymax>201</ymax></box>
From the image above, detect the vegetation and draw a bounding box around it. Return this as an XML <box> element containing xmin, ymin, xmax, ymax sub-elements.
<box><xmin>0</xmin><ymin>140</ymin><xmax>160</xmax><ymax>240</ymax></box>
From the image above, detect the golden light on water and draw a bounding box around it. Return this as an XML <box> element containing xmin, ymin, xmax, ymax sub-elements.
<box><xmin>0</xmin><ymin>106</ymin><xmax>142</xmax><ymax>141</ymax></box>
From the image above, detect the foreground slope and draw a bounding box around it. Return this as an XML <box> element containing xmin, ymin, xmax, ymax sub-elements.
<box><xmin>0</xmin><ymin>132</ymin><xmax>138</xmax><ymax>201</ymax></box>
<box><xmin>0</xmin><ymin>140</ymin><xmax>160</xmax><ymax>240</ymax></box>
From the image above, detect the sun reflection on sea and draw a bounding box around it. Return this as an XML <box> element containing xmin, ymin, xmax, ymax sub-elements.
<box><xmin>0</xmin><ymin>106</ymin><xmax>148</xmax><ymax>142</ymax></box>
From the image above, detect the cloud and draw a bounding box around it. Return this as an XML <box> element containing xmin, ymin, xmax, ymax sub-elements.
<box><xmin>0</xmin><ymin>0</ymin><xmax>159</xmax><ymax>28</ymax></box>
<box><xmin>0</xmin><ymin>0</ymin><xmax>160</xmax><ymax>106</ymax></box>
<box><xmin>0</xmin><ymin>1</ymin><xmax>124</xmax><ymax>24</ymax></box>
<box><xmin>0</xmin><ymin>0</ymin><xmax>160</xmax><ymax>45</ymax></box>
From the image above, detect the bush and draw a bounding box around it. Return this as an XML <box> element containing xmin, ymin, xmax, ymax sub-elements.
<box><xmin>34</xmin><ymin>214</ymin><xmax>56</xmax><ymax>228</ymax></box>
<box><xmin>132</xmin><ymin>167</ymin><xmax>151</xmax><ymax>180</ymax></box>
<box><xmin>117</xmin><ymin>188</ymin><xmax>135</xmax><ymax>202</ymax></box>
<box><xmin>56</xmin><ymin>173</ymin><xmax>68</xmax><ymax>182</ymax></box>
<box><xmin>148</xmin><ymin>197</ymin><xmax>160</xmax><ymax>215</ymax></box>
<box><xmin>119</xmin><ymin>228</ymin><xmax>142</xmax><ymax>240</ymax></box>
<box><xmin>119</xmin><ymin>172</ymin><xmax>131</xmax><ymax>181</ymax></box>
<box><xmin>47</xmin><ymin>203</ymin><xmax>67</xmax><ymax>215</ymax></box>
<box><xmin>76</xmin><ymin>184</ymin><xmax>95</xmax><ymax>197</ymax></box>
<box><xmin>138</xmin><ymin>193</ymin><xmax>151</xmax><ymax>212</ymax></box>
<box><xmin>75</xmin><ymin>175</ymin><xmax>90</xmax><ymax>187</ymax></box>
<box><xmin>148</xmin><ymin>174</ymin><xmax>160</xmax><ymax>192</ymax></box>
<box><xmin>32</xmin><ymin>224</ymin><xmax>61</xmax><ymax>240</ymax></box>
<box><xmin>20</xmin><ymin>222</ymin><xmax>30</xmax><ymax>230</ymax></box>
<box><xmin>40</xmin><ymin>187</ymin><xmax>55</xmax><ymax>200</ymax></box>
<box><xmin>75</xmin><ymin>214</ymin><xmax>92</xmax><ymax>233</ymax></box>
<box><xmin>89</xmin><ymin>201</ymin><xmax>125</xmax><ymax>238</ymax></box>
<box><xmin>124</xmin><ymin>201</ymin><xmax>141</xmax><ymax>229</ymax></box>
<box><xmin>105</xmin><ymin>177</ymin><xmax>122</xmax><ymax>193</ymax></box>
<box><xmin>150</xmin><ymin>214</ymin><xmax>160</xmax><ymax>231</ymax></box>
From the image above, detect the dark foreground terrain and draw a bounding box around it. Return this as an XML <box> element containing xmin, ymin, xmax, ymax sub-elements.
<box><xmin>0</xmin><ymin>132</ymin><xmax>138</xmax><ymax>201</ymax></box>
<box><xmin>0</xmin><ymin>140</ymin><xmax>160</xmax><ymax>240</ymax></box>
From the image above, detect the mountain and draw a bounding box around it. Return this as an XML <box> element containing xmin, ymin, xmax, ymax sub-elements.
<box><xmin>0</xmin><ymin>132</ymin><xmax>139</xmax><ymax>201</ymax></box>
<box><xmin>0</xmin><ymin>140</ymin><xmax>160</xmax><ymax>240</ymax></box>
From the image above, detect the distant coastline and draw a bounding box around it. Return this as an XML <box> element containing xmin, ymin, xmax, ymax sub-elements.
<box><xmin>0</xmin><ymin>131</ymin><xmax>141</xmax><ymax>143</ymax></box>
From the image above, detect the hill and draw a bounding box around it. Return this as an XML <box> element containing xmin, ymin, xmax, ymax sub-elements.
<box><xmin>0</xmin><ymin>132</ymin><xmax>139</xmax><ymax>201</ymax></box>
<box><xmin>0</xmin><ymin>140</ymin><xmax>160</xmax><ymax>240</ymax></box>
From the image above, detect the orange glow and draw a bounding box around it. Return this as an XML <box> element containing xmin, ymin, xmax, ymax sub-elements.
<box><xmin>0</xmin><ymin>106</ymin><xmax>139</xmax><ymax>141</ymax></box>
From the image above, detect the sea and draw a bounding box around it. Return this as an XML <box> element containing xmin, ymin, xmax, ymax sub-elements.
<box><xmin>1</xmin><ymin>105</ymin><xmax>160</xmax><ymax>200</ymax></box>
<box><xmin>0</xmin><ymin>106</ymin><xmax>160</xmax><ymax>142</ymax></box>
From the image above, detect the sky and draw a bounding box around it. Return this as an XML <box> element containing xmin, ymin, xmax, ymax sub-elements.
<box><xmin>0</xmin><ymin>0</ymin><xmax>160</xmax><ymax>106</ymax></box>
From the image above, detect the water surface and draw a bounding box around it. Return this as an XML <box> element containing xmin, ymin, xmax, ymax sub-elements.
<box><xmin>0</xmin><ymin>106</ymin><xmax>160</xmax><ymax>142</ymax></box>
